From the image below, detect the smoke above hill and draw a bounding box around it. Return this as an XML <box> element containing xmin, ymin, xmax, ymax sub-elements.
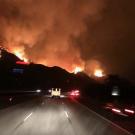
<box><xmin>0</xmin><ymin>0</ymin><xmax>135</xmax><ymax>78</ymax></box>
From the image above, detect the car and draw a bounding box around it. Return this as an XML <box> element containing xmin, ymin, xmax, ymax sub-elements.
<box><xmin>69</xmin><ymin>90</ymin><xmax>80</xmax><ymax>98</ymax></box>
<box><xmin>104</xmin><ymin>102</ymin><xmax>135</xmax><ymax>117</ymax></box>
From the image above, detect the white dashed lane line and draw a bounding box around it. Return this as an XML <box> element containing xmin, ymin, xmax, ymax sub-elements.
<box><xmin>23</xmin><ymin>112</ymin><xmax>33</xmax><ymax>122</ymax></box>
<box><xmin>64</xmin><ymin>111</ymin><xmax>69</xmax><ymax>118</ymax></box>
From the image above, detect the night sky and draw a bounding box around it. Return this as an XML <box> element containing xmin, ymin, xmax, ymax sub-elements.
<box><xmin>0</xmin><ymin>0</ymin><xmax>135</xmax><ymax>79</ymax></box>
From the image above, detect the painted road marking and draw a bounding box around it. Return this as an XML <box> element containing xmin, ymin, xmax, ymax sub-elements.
<box><xmin>24</xmin><ymin>112</ymin><xmax>33</xmax><ymax>122</ymax></box>
<box><xmin>64</xmin><ymin>111</ymin><xmax>69</xmax><ymax>118</ymax></box>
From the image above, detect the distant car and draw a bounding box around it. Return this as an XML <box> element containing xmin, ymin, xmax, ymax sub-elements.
<box><xmin>69</xmin><ymin>90</ymin><xmax>80</xmax><ymax>97</ymax></box>
<box><xmin>104</xmin><ymin>102</ymin><xmax>135</xmax><ymax>117</ymax></box>
<box><xmin>51</xmin><ymin>88</ymin><xmax>61</xmax><ymax>98</ymax></box>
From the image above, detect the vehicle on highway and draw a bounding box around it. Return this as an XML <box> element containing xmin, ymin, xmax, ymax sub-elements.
<box><xmin>51</xmin><ymin>88</ymin><xmax>61</xmax><ymax>98</ymax></box>
<box><xmin>69</xmin><ymin>90</ymin><xmax>80</xmax><ymax>98</ymax></box>
<box><xmin>104</xmin><ymin>102</ymin><xmax>135</xmax><ymax>117</ymax></box>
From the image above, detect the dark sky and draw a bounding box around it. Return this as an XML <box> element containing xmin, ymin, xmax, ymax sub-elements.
<box><xmin>0</xmin><ymin>0</ymin><xmax>135</xmax><ymax>79</ymax></box>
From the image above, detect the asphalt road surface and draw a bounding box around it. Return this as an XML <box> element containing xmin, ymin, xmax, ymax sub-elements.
<box><xmin>0</xmin><ymin>97</ymin><xmax>132</xmax><ymax>135</ymax></box>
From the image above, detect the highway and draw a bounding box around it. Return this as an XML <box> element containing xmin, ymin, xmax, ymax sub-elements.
<box><xmin>0</xmin><ymin>97</ymin><xmax>132</xmax><ymax>135</ymax></box>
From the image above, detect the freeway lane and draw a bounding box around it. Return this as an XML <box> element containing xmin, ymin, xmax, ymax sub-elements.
<box><xmin>0</xmin><ymin>97</ymin><xmax>132</xmax><ymax>135</ymax></box>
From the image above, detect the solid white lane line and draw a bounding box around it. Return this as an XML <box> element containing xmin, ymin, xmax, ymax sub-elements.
<box><xmin>65</xmin><ymin>111</ymin><xmax>69</xmax><ymax>118</ymax></box>
<box><xmin>24</xmin><ymin>112</ymin><xmax>33</xmax><ymax>122</ymax></box>
<box><xmin>75</xmin><ymin>101</ymin><xmax>133</xmax><ymax>135</ymax></box>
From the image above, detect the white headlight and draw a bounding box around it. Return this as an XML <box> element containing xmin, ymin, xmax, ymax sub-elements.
<box><xmin>36</xmin><ymin>89</ymin><xmax>41</xmax><ymax>93</ymax></box>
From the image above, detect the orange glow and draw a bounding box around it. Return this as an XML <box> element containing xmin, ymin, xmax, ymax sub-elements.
<box><xmin>13</xmin><ymin>50</ymin><xmax>28</xmax><ymax>62</ymax></box>
<box><xmin>94</xmin><ymin>69</ymin><xmax>104</xmax><ymax>77</ymax></box>
<box><xmin>73</xmin><ymin>67</ymin><xmax>83</xmax><ymax>74</ymax></box>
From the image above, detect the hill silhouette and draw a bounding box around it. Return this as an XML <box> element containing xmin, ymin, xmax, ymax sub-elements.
<box><xmin>0</xmin><ymin>48</ymin><xmax>96</xmax><ymax>93</ymax></box>
<box><xmin>0</xmin><ymin>47</ymin><xmax>134</xmax><ymax>101</ymax></box>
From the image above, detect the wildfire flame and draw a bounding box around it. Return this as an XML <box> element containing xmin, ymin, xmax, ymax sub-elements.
<box><xmin>94</xmin><ymin>69</ymin><xmax>104</xmax><ymax>77</ymax></box>
<box><xmin>13</xmin><ymin>50</ymin><xmax>28</xmax><ymax>62</ymax></box>
<box><xmin>73</xmin><ymin>67</ymin><xmax>83</xmax><ymax>74</ymax></box>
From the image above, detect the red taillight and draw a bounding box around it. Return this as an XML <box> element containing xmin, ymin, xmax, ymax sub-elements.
<box><xmin>70</xmin><ymin>90</ymin><xmax>80</xmax><ymax>97</ymax></box>
<box><xmin>124</xmin><ymin>109</ymin><xmax>134</xmax><ymax>114</ymax></box>
<box><xmin>112</xmin><ymin>108</ymin><xmax>121</xmax><ymax>113</ymax></box>
<box><xmin>75</xmin><ymin>93</ymin><xmax>79</xmax><ymax>96</ymax></box>
<box><xmin>75</xmin><ymin>90</ymin><xmax>79</xmax><ymax>93</ymax></box>
<box><xmin>70</xmin><ymin>92</ymin><xmax>75</xmax><ymax>96</ymax></box>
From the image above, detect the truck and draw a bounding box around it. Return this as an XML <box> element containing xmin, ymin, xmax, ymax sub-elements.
<box><xmin>51</xmin><ymin>88</ymin><xmax>61</xmax><ymax>98</ymax></box>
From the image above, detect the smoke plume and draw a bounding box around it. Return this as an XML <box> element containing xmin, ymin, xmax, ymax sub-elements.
<box><xmin>0</xmin><ymin>0</ymin><xmax>135</xmax><ymax>78</ymax></box>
